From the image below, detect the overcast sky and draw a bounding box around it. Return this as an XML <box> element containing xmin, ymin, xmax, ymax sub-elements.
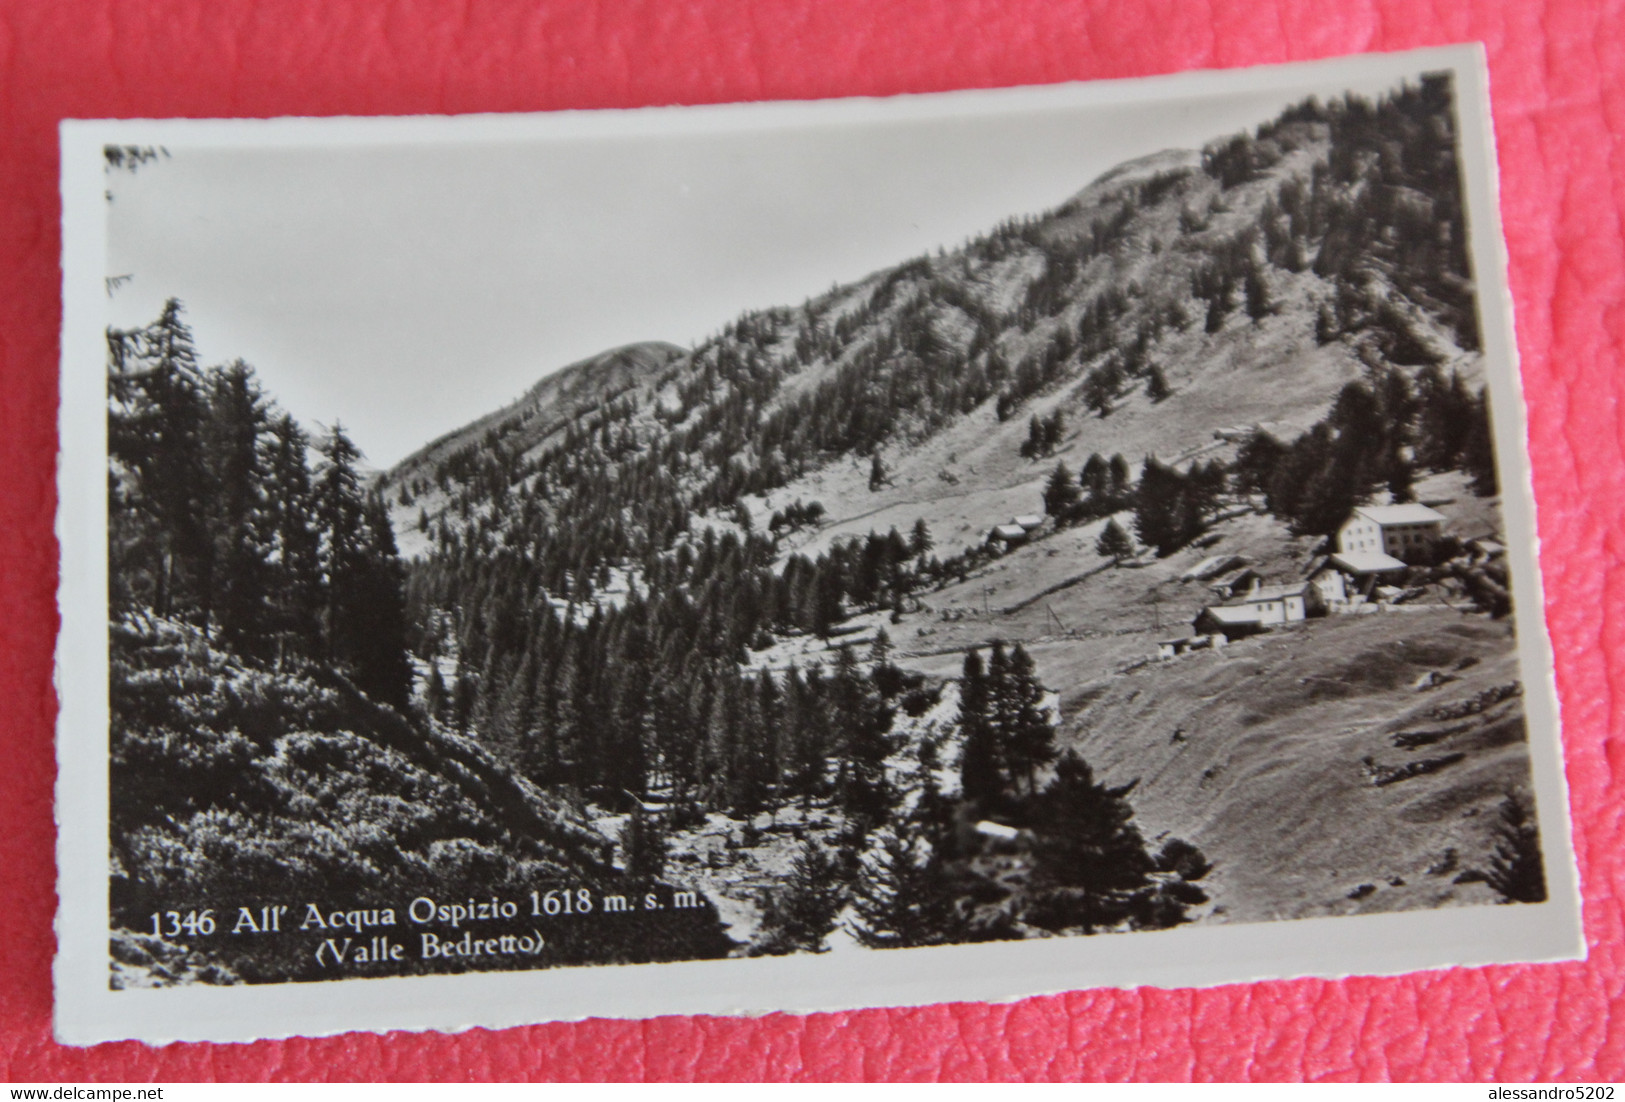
<box><xmin>103</xmin><ymin>64</ymin><xmax>1434</xmax><ymax>468</ymax></box>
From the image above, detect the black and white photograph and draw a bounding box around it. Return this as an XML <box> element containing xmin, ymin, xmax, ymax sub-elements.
<box><xmin>55</xmin><ymin>47</ymin><xmax>1581</xmax><ymax>1044</ymax></box>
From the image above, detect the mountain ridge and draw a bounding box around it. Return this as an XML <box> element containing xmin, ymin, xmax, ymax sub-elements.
<box><xmin>384</xmin><ymin>77</ymin><xmax>1478</xmax><ymax>577</ymax></box>
<box><xmin>390</xmin><ymin>339</ymin><xmax>685</xmax><ymax>481</ymax></box>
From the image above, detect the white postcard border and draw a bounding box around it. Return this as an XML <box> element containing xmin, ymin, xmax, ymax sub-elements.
<box><xmin>55</xmin><ymin>44</ymin><xmax>1583</xmax><ymax>1046</ymax></box>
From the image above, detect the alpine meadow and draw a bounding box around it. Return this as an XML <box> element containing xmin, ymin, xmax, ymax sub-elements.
<box><xmin>102</xmin><ymin>71</ymin><xmax>1549</xmax><ymax>990</ymax></box>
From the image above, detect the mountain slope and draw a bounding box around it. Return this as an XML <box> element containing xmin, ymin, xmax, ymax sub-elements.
<box><xmin>393</xmin><ymin>340</ymin><xmax>685</xmax><ymax>480</ymax></box>
<box><xmin>384</xmin><ymin>78</ymin><xmax>1478</xmax><ymax>576</ymax></box>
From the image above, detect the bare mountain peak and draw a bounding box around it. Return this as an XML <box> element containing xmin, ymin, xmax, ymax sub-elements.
<box><xmin>387</xmin><ymin>339</ymin><xmax>685</xmax><ymax>483</ymax></box>
<box><xmin>525</xmin><ymin>340</ymin><xmax>686</xmax><ymax>402</ymax></box>
<box><xmin>1067</xmin><ymin>148</ymin><xmax>1203</xmax><ymax>204</ymax></box>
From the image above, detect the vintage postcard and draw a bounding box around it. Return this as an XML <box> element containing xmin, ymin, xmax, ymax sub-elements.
<box><xmin>56</xmin><ymin>45</ymin><xmax>1581</xmax><ymax>1045</ymax></box>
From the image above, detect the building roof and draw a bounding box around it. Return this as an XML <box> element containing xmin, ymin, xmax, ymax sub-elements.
<box><xmin>1210</xmin><ymin>567</ymin><xmax>1260</xmax><ymax>589</ymax></box>
<box><xmin>1182</xmin><ymin>554</ymin><xmax>1246</xmax><ymax>581</ymax></box>
<box><xmin>1331</xmin><ymin>550</ymin><xmax>1408</xmax><ymax>574</ymax></box>
<box><xmin>1236</xmin><ymin>582</ymin><xmax>1311</xmax><ymax>603</ymax></box>
<box><xmin>991</xmin><ymin>524</ymin><xmax>1028</xmax><ymax>540</ymax></box>
<box><xmin>1196</xmin><ymin>605</ymin><xmax>1263</xmax><ymax>625</ymax></box>
<box><xmin>1012</xmin><ymin>515</ymin><xmax>1045</xmax><ymax>529</ymax></box>
<box><xmin>1351</xmin><ymin>503</ymin><xmax>1447</xmax><ymax>526</ymax></box>
<box><xmin>974</xmin><ymin>820</ymin><xmax>1022</xmax><ymax>841</ymax></box>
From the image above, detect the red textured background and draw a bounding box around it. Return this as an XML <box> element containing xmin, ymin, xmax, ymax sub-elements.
<box><xmin>3</xmin><ymin>0</ymin><xmax>1622</xmax><ymax>1082</ymax></box>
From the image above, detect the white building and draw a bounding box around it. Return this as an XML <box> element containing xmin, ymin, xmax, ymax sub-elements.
<box><xmin>988</xmin><ymin>523</ymin><xmax>1029</xmax><ymax>546</ymax></box>
<box><xmin>1337</xmin><ymin>503</ymin><xmax>1447</xmax><ymax>564</ymax></box>
<box><xmin>1306</xmin><ymin>559</ymin><xmax>1350</xmax><ymax>606</ymax></box>
<box><xmin>1234</xmin><ymin>581</ymin><xmax>1318</xmax><ymax>625</ymax></box>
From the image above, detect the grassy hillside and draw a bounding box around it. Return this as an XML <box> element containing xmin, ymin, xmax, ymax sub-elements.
<box><xmin>1062</xmin><ymin>611</ymin><xmax>1529</xmax><ymax>923</ymax></box>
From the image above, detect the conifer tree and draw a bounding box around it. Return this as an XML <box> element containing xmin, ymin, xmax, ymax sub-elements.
<box><xmin>107</xmin><ymin>299</ymin><xmax>211</xmax><ymax>620</ymax></box>
<box><xmin>1146</xmin><ymin>364</ymin><xmax>1172</xmax><ymax>402</ymax></box>
<box><xmin>909</xmin><ymin>518</ymin><xmax>933</xmax><ymax>559</ymax></box>
<box><xmin>1043</xmin><ymin>462</ymin><xmax>1081</xmax><ymax>519</ymax></box>
<box><xmin>848</xmin><ymin>822</ymin><xmax>960</xmax><ymax>949</ymax></box>
<box><xmin>1484</xmin><ymin>792</ymin><xmax>1545</xmax><ymax>904</ymax></box>
<box><xmin>425</xmin><ymin>664</ymin><xmax>449</xmax><ymax>724</ymax></box>
<box><xmin>831</xmin><ymin>644</ymin><xmax>893</xmax><ymax>827</ymax></box>
<box><xmin>702</xmin><ymin>672</ymin><xmax>740</xmax><ymax>811</ymax></box>
<box><xmin>1023</xmin><ymin>750</ymin><xmax>1159</xmax><ymax>932</ymax></box>
<box><xmin>1415</xmin><ymin>366</ymin><xmax>1474</xmax><ymax>471</ymax></box>
<box><xmin>1043</xmin><ymin>409</ymin><xmax>1066</xmax><ymax>453</ymax></box>
<box><xmin>1003</xmin><ymin>644</ymin><xmax>1056</xmax><ymax>795</ymax></box>
<box><xmin>1134</xmin><ymin>459</ymin><xmax>1182</xmax><ymax>556</ymax></box>
<box><xmin>1083</xmin><ymin>365</ymin><xmax>1116</xmax><ymax>417</ymax></box>
<box><xmin>1463</xmin><ymin>388</ymin><xmax>1498</xmax><ymax>496</ymax></box>
<box><xmin>622</xmin><ymin>803</ymin><xmax>668</xmax><ymax>880</ymax></box>
<box><xmin>1244</xmin><ymin>265</ymin><xmax>1271</xmax><ymax>322</ymax></box>
<box><xmin>957</xmin><ymin>648</ymin><xmax>1000</xmax><ymax>805</ymax></box>
<box><xmin>263</xmin><ymin>413</ymin><xmax>321</xmax><ymax>658</ymax></box>
<box><xmin>754</xmin><ymin>839</ymin><xmax>845</xmax><ymax>954</ymax></box>
<box><xmin>350</xmin><ymin>495</ymin><xmax>413</xmax><ymax>710</ymax></box>
<box><xmin>203</xmin><ymin>360</ymin><xmax>273</xmax><ymax>652</ymax></box>
<box><xmin>1020</xmin><ymin>414</ymin><xmax>1045</xmax><ymax>460</ymax></box>
<box><xmin>1233</xmin><ymin>430</ymin><xmax>1285</xmax><ymax>496</ymax></box>
<box><xmin>1096</xmin><ymin>518</ymin><xmax>1135</xmax><ymax>564</ymax></box>
<box><xmin>314</xmin><ymin>423</ymin><xmax>367</xmax><ymax>657</ymax></box>
<box><xmin>753</xmin><ymin>671</ymin><xmax>783</xmax><ymax>809</ymax></box>
<box><xmin>785</xmin><ymin>664</ymin><xmax>830</xmax><ymax>807</ymax></box>
<box><xmin>1108</xmin><ymin>454</ymin><xmax>1133</xmax><ymax>506</ymax></box>
<box><xmin>1080</xmin><ymin>453</ymin><xmax>1109</xmax><ymax>511</ymax></box>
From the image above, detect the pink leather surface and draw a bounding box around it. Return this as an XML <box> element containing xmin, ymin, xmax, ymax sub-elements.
<box><xmin>3</xmin><ymin>0</ymin><xmax>1622</xmax><ymax>1081</ymax></box>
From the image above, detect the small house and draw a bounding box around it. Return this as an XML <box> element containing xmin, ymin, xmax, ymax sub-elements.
<box><xmin>1011</xmin><ymin>514</ymin><xmax>1045</xmax><ymax>533</ymax></box>
<box><xmin>1209</xmin><ymin>567</ymin><xmax>1263</xmax><ymax>601</ymax></box>
<box><xmin>1192</xmin><ymin>604</ymin><xmax>1266</xmax><ymax>642</ymax></box>
<box><xmin>1305</xmin><ymin>558</ymin><xmax>1350</xmax><ymax>607</ymax></box>
<box><xmin>1337</xmin><ymin>503</ymin><xmax>1447</xmax><ymax>564</ymax></box>
<box><xmin>988</xmin><ymin>523</ymin><xmax>1029</xmax><ymax>547</ymax></box>
<box><xmin>1329</xmin><ymin>549</ymin><xmax>1407</xmax><ymax>600</ymax></box>
<box><xmin>1233</xmin><ymin>580</ymin><xmax>1319</xmax><ymax>624</ymax></box>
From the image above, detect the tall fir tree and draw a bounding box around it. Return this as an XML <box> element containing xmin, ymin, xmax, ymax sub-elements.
<box><xmin>754</xmin><ymin>839</ymin><xmax>845</xmax><ymax>955</ymax></box>
<box><xmin>847</xmin><ymin>821</ymin><xmax>960</xmax><ymax>949</ymax></box>
<box><xmin>1003</xmin><ymin>644</ymin><xmax>1057</xmax><ymax>795</ymax></box>
<box><xmin>107</xmin><ymin>298</ymin><xmax>211</xmax><ymax>620</ymax></box>
<box><xmin>314</xmin><ymin>423</ymin><xmax>367</xmax><ymax>662</ymax></box>
<box><xmin>621</xmin><ymin>803</ymin><xmax>668</xmax><ymax>880</ymax></box>
<box><xmin>831</xmin><ymin>644</ymin><xmax>893</xmax><ymax>827</ymax></box>
<box><xmin>1463</xmin><ymin>388</ymin><xmax>1499</xmax><ymax>496</ymax></box>
<box><xmin>1043</xmin><ymin>461</ymin><xmax>1081</xmax><ymax>518</ymax></box>
<box><xmin>957</xmin><ymin>648</ymin><xmax>1000</xmax><ymax>806</ymax></box>
<box><xmin>202</xmin><ymin>360</ymin><xmax>273</xmax><ymax>651</ymax></box>
<box><xmin>263</xmin><ymin>413</ymin><xmax>322</xmax><ymax>659</ymax></box>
